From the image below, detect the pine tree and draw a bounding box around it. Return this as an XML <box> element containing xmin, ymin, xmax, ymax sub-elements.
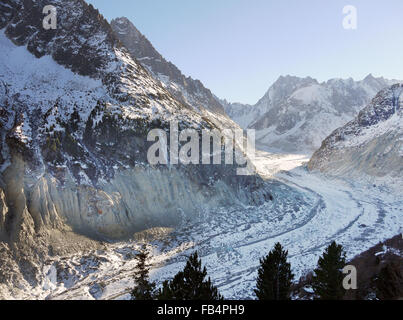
<box><xmin>375</xmin><ymin>262</ymin><xmax>403</xmax><ymax>300</ymax></box>
<box><xmin>131</xmin><ymin>245</ymin><xmax>156</xmax><ymax>300</ymax></box>
<box><xmin>157</xmin><ymin>251</ymin><xmax>223</xmax><ymax>300</ymax></box>
<box><xmin>254</xmin><ymin>242</ymin><xmax>294</xmax><ymax>300</ymax></box>
<box><xmin>312</xmin><ymin>241</ymin><xmax>346</xmax><ymax>300</ymax></box>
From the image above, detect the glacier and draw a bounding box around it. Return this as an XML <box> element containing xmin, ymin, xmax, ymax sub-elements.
<box><xmin>7</xmin><ymin>151</ymin><xmax>400</xmax><ymax>300</ymax></box>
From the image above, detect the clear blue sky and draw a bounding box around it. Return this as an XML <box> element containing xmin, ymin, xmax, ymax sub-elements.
<box><xmin>87</xmin><ymin>0</ymin><xmax>403</xmax><ymax>104</ymax></box>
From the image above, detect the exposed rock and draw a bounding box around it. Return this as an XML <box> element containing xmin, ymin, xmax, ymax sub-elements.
<box><xmin>308</xmin><ymin>84</ymin><xmax>403</xmax><ymax>178</ymax></box>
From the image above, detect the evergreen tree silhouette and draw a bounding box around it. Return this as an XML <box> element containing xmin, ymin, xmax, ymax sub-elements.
<box><xmin>375</xmin><ymin>262</ymin><xmax>403</xmax><ymax>300</ymax></box>
<box><xmin>157</xmin><ymin>251</ymin><xmax>223</xmax><ymax>300</ymax></box>
<box><xmin>254</xmin><ymin>242</ymin><xmax>294</xmax><ymax>300</ymax></box>
<box><xmin>312</xmin><ymin>241</ymin><xmax>346</xmax><ymax>300</ymax></box>
<box><xmin>131</xmin><ymin>245</ymin><xmax>156</xmax><ymax>300</ymax></box>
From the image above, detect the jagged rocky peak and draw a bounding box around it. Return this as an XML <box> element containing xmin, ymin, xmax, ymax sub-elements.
<box><xmin>308</xmin><ymin>84</ymin><xmax>403</xmax><ymax>177</ymax></box>
<box><xmin>271</xmin><ymin>74</ymin><xmax>318</xmax><ymax>91</ymax></box>
<box><xmin>110</xmin><ymin>16</ymin><xmax>227</xmax><ymax>116</ymax></box>
<box><xmin>111</xmin><ymin>17</ymin><xmax>140</xmax><ymax>38</ymax></box>
<box><xmin>362</xmin><ymin>73</ymin><xmax>383</xmax><ymax>85</ymax></box>
<box><xmin>110</xmin><ymin>17</ymin><xmax>162</xmax><ymax>62</ymax></box>
<box><xmin>256</xmin><ymin>75</ymin><xmax>319</xmax><ymax>106</ymax></box>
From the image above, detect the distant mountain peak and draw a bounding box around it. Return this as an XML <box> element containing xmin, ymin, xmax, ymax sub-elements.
<box><xmin>273</xmin><ymin>75</ymin><xmax>318</xmax><ymax>86</ymax></box>
<box><xmin>278</xmin><ymin>74</ymin><xmax>316</xmax><ymax>81</ymax></box>
<box><xmin>364</xmin><ymin>73</ymin><xmax>376</xmax><ymax>80</ymax></box>
<box><xmin>225</xmin><ymin>73</ymin><xmax>400</xmax><ymax>153</ymax></box>
<box><xmin>113</xmin><ymin>16</ymin><xmax>131</xmax><ymax>24</ymax></box>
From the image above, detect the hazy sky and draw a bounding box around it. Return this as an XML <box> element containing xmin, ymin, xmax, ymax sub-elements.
<box><xmin>87</xmin><ymin>0</ymin><xmax>403</xmax><ymax>104</ymax></box>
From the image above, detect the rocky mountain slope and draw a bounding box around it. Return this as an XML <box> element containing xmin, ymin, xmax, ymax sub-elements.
<box><xmin>220</xmin><ymin>100</ymin><xmax>255</xmax><ymax>129</ymax></box>
<box><xmin>110</xmin><ymin>17</ymin><xmax>230</xmax><ymax>122</ymax></box>
<box><xmin>0</xmin><ymin>0</ymin><xmax>271</xmax><ymax>296</ymax></box>
<box><xmin>223</xmin><ymin>75</ymin><xmax>399</xmax><ymax>153</ymax></box>
<box><xmin>1</xmin><ymin>0</ymin><xmax>400</xmax><ymax>301</ymax></box>
<box><xmin>292</xmin><ymin>234</ymin><xmax>403</xmax><ymax>300</ymax></box>
<box><xmin>308</xmin><ymin>84</ymin><xmax>403</xmax><ymax>178</ymax></box>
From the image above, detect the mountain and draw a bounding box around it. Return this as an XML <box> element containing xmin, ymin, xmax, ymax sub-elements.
<box><xmin>308</xmin><ymin>84</ymin><xmax>403</xmax><ymax>178</ymax></box>
<box><xmin>1</xmin><ymin>0</ymin><xmax>400</xmax><ymax>301</ymax></box>
<box><xmin>110</xmin><ymin>17</ymin><xmax>228</xmax><ymax>118</ymax></box>
<box><xmin>0</xmin><ymin>0</ymin><xmax>271</xmax><ymax>296</ymax></box>
<box><xmin>223</xmin><ymin>75</ymin><xmax>399</xmax><ymax>153</ymax></box>
<box><xmin>220</xmin><ymin>99</ymin><xmax>255</xmax><ymax>129</ymax></box>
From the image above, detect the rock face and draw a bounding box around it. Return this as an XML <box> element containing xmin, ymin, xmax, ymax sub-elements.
<box><xmin>0</xmin><ymin>0</ymin><xmax>272</xmax><ymax>294</ymax></box>
<box><xmin>0</xmin><ymin>0</ymin><xmax>118</xmax><ymax>77</ymax></box>
<box><xmin>223</xmin><ymin>75</ymin><xmax>399</xmax><ymax>153</ymax></box>
<box><xmin>220</xmin><ymin>100</ymin><xmax>255</xmax><ymax>129</ymax></box>
<box><xmin>308</xmin><ymin>84</ymin><xmax>403</xmax><ymax>178</ymax></box>
<box><xmin>110</xmin><ymin>17</ymin><xmax>227</xmax><ymax>117</ymax></box>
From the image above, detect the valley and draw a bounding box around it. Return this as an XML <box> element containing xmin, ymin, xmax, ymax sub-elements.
<box><xmin>0</xmin><ymin>0</ymin><xmax>401</xmax><ymax>301</ymax></box>
<box><xmin>16</xmin><ymin>150</ymin><xmax>401</xmax><ymax>300</ymax></box>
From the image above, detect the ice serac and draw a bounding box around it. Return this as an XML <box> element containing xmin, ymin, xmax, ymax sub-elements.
<box><xmin>110</xmin><ymin>17</ymin><xmax>228</xmax><ymax>117</ymax></box>
<box><xmin>308</xmin><ymin>84</ymin><xmax>403</xmax><ymax>178</ymax></box>
<box><xmin>223</xmin><ymin>75</ymin><xmax>399</xmax><ymax>153</ymax></box>
<box><xmin>0</xmin><ymin>0</ymin><xmax>272</xmax><ymax>294</ymax></box>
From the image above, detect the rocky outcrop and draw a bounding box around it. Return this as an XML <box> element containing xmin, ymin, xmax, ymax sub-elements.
<box><xmin>308</xmin><ymin>84</ymin><xmax>403</xmax><ymax>178</ymax></box>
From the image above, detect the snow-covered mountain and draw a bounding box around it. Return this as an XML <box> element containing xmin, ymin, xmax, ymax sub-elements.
<box><xmin>223</xmin><ymin>75</ymin><xmax>399</xmax><ymax>153</ymax></box>
<box><xmin>0</xmin><ymin>0</ymin><xmax>272</xmax><ymax>296</ymax></box>
<box><xmin>220</xmin><ymin>100</ymin><xmax>256</xmax><ymax>129</ymax></box>
<box><xmin>308</xmin><ymin>84</ymin><xmax>403</xmax><ymax>178</ymax></box>
<box><xmin>110</xmin><ymin>17</ymin><xmax>229</xmax><ymax>120</ymax></box>
<box><xmin>1</xmin><ymin>0</ymin><xmax>401</xmax><ymax>301</ymax></box>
